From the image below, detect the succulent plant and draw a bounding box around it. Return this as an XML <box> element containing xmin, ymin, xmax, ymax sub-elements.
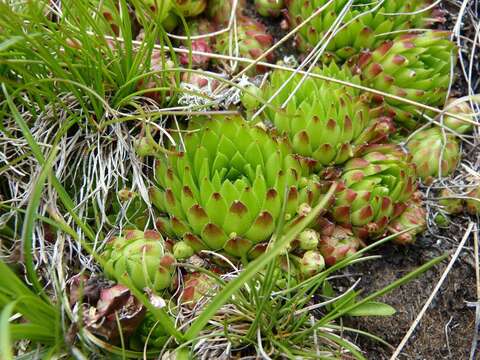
<box><xmin>214</xmin><ymin>16</ymin><xmax>274</xmax><ymax>75</ymax></box>
<box><xmin>332</xmin><ymin>144</ymin><xmax>417</xmax><ymax>238</ymax></box>
<box><xmin>151</xmin><ymin>115</ymin><xmax>324</xmax><ymax>259</ymax></box>
<box><xmin>136</xmin><ymin>0</ymin><xmax>176</xmax><ymax>30</ymax></box>
<box><xmin>298</xmin><ymin>250</ymin><xmax>325</xmax><ymax>277</ymax></box>
<box><xmin>174</xmin><ymin>0</ymin><xmax>207</xmax><ymax>17</ymax></box>
<box><xmin>443</xmin><ymin>98</ymin><xmax>476</xmax><ymax>134</ymax></box>
<box><xmin>181</xmin><ymin>272</ymin><xmax>217</xmax><ymax>308</ymax></box>
<box><xmin>354</xmin><ymin>31</ymin><xmax>456</xmax><ymax>129</ymax></box>
<box><xmin>103</xmin><ymin>230</ymin><xmax>176</xmax><ymax>292</ymax></box>
<box><xmin>255</xmin><ymin>0</ymin><xmax>284</xmax><ymax>17</ymax></box>
<box><xmin>207</xmin><ymin>0</ymin><xmax>247</xmax><ymax>25</ymax></box>
<box><xmin>466</xmin><ymin>185</ymin><xmax>480</xmax><ymax>215</ymax></box>
<box><xmin>137</xmin><ymin>50</ymin><xmax>175</xmax><ymax>102</ymax></box>
<box><xmin>387</xmin><ymin>193</ymin><xmax>426</xmax><ymax>245</ymax></box>
<box><xmin>438</xmin><ymin>188</ymin><xmax>464</xmax><ymax>214</ymax></box>
<box><xmin>319</xmin><ymin>223</ymin><xmax>361</xmax><ymax>266</ymax></box>
<box><xmin>252</xmin><ymin>64</ymin><xmax>395</xmax><ymax>168</ymax></box>
<box><xmin>406</xmin><ymin>126</ymin><xmax>460</xmax><ymax>182</ymax></box>
<box><xmin>286</xmin><ymin>0</ymin><xmax>444</xmax><ymax>59</ymax></box>
<box><xmin>294</xmin><ymin>228</ymin><xmax>320</xmax><ymax>250</ymax></box>
<box><xmin>178</xmin><ymin>19</ymin><xmax>216</xmax><ymax>68</ymax></box>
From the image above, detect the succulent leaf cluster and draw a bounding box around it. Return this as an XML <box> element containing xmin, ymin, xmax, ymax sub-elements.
<box><xmin>214</xmin><ymin>16</ymin><xmax>274</xmax><ymax>74</ymax></box>
<box><xmin>151</xmin><ymin>115</ymin><xmax>324</xmax><ymax>259</ymax></box>
<box><xmin>406</xmin><ymin>126</ymin><xmax>460</xmax><ymax>182</ymax></box>
<box><xmin>333</xmin><ymin>144</ymin><xmax>417</xmax><ymax>238</ymax></box>
<box><xmin>286</xmin><ymin>0</ymin><xmax>443</xmax><ymax>59</ymax></box>
<box><xmin>251</xmin><ymin>64</ymin><xmax>395</xmax><ymax>168</ymax></box>
<box><xmin>354</xmin><ymin>31</ymin><xmax>456</xmax><ymax>128</ymax></box>
<box><xmin>104</xmin><ymin>230</ymin><xmax>176</xmax><ymax>292</ymax></box>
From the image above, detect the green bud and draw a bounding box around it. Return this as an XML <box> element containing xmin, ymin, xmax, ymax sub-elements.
<box><xmin>299</xmin><ymin>250</ymin><xmax>325</xmax><ymax>277</ymax></box>
<box><xmin>173</xmin><ymin>241</ymin><xmax>194</xmax><ymax>259</ymax></box>
<box><xmin>297</xmin><ymin>228</ymin><xmax>319</xmax><ymax>250</ymax></box>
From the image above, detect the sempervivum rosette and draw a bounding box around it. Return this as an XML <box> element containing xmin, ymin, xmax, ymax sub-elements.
<box><xmin>286</xmin><ymin>0</ymin><xmax>443</xmax><ymax>59</ymax></box>
<box><xmin>443</xmin><ymin>98</ymin><xmax>476</xmax><ymax>134</ymax></box>
<box><xmin>354</xmin><ymin>31</ymin><xmax>456</xmax><ymax>129</ymax></box>
<box><xmin>255</xmin><ymin>0</ymin><xmax>285</xmax><ymax>17</ymax></box>
<box><xmin>387</xmin><ymin>193</ymin><xmax>426</xmax><ymax>245</ymax></box>
<box><xmin>207</xmin><ymin>0</ymin><xmax>247</xmax><ymax>25</ymax></box>
<box><xmin>406</xmin><ymin>126</ymin><xmax>460</xmax><ymax>182</ymax></box>
<box><xmin>214</xmin><ymin>16</ymin><xmax>274</xmax><ymax>75</ymax></box>
<box><xmin>466</xmin><ymin>185</ymin><xmax>480</xmax><ymax>215</ymax></box>
<box><xmin>103</xmin><ymin>230</ymin><xmax>176</xmax><ymax>292</ymax></box>
<box><xmin>151</xmin><ymin>115</ymin><xmax>323</xmax><ymax>260</ymax></box>
<box><xmin>251</xmin><ymin>64</ymin><xmax>394</xmax><ymax>168</ymax></box>
<box><xmin>332</xmin><ymin>144</ymin><xmax>417</xmax><ymax>238</ymax></box>
<box><xmin>178</xmin><ymin>19</ymin><xmax>216</xmax><ymax>68</ymax></box>
<box><xmin>317</xmin><ymin>219</ymin><xmax>361</xmax><ymax>265</ymax></box>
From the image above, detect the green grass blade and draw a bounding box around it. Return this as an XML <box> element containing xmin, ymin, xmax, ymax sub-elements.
<box><xmin>184</xmin><ymin>184</ymin><xmax>337</xmax><ymax>340</ymax></box>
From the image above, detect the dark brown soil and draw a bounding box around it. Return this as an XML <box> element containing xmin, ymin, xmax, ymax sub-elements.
<box><xmin>340</xmin><ymin>234</ymin><xmax>477</xmax><ymax>359</ymax></box>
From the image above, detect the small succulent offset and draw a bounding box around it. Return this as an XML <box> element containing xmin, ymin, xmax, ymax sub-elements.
<box><xmin>255</xmin><ymin>0</ymin><xmax>285</xmax><ymax>17</ymax></box>
<box><xmin>207</xmin><ymin>0</ymin><xmax>247</xmax><ymax>25</ymax></box>
<box><xmin>286</xmin><ymin>0</ymin><xmax>443</xmax><ymax>59</ymax></box>
<box><xmin>103</xmin><ymin>230</ymin><xmax>176</xmax><ymax>292</ymax></box>
<box><xmin>250</xmin><ymin>64</ymin><xmax>395</xmax><ymax>168</ymax></box>
<box><xmin>215</xmin><ymin>16</ymin><xmax>275</xmax><ymax>75</ymax></box>
<box><xmin>406</xmin><ymin>126</ymin><xmax>460</xmax><ymax>183</ymax></box>
<box><xmin>354</xmin><ymin>31</ymin><xmax>456</xmax><ymax>129</ymax></box>
<box><xmin>174</xmin><ymin>0</ymin><xmax>207</xmax><ymax>17</ymax></box>
<box><xmin>178</xmin><ymin>19</ymin><xmax>216</xmax><ymax>68</ymax></box>
<box><xmin>151</xmin><ymin>115</ymin><xmax>324</xmax><ymax>260</ymax></box>
<box><xmin>332</xmin><ymin>144</ymin><xmax>417</xmax><ymax>239</ymax></box>
<box><xmin>318</xmin><ymin>222</ymin><xmax>361</xmax><ymax>265</ymax></box>
<box><xmin>466</xmin><ymin>185</ymin><xmax>480</xmax><ymax>215</ymax></box>
<box><xmin>387</xmin><ymin>193</ymin><xmax>426</xmax><ymax>245</ymax></box>
<box><xmin>442</xmin><ymin>98</ymin><xmax>476</xmax><ymax>134</ymax></box>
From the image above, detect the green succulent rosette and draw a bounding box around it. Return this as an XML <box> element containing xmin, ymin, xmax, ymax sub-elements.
<box><xmin>252</xmin><ymin>64</ymin><xmax>395</xmax><ymax>168</ymax></box>
<box><xmin>151</xmin><ymin>115</ymin><xmax>324</xmax><ymax>260</ymax></box>
<box><xmin>286</xmin><ymin>0</ymin><xmax>443</xmax><ymax>59</ymax></box>
<box><xmin>387</xmin><ymin>195</ymin><xmax>426</xmax><ymax>245</ymax></box>
<box><xmin>214</xmin><ymin>16</ymin><xmax>274</xmax><ymax>75</ymax></box>
<box><xmin>174</xmin><ymin>0</ymin><xmax>206</xmax><ymax>17</ymax></box>
<box><xmin>332</xmin><ymin>144</ymin><xmax>417</xmax><ymax>238</ymax></box>
<box><xmin>355</xmin><ymin>31</ymin><xmax>456</xmax><ymax>129</ymax></box>
<box><xmin>255</xmin><ymin>0</ymin><xmax>285</xmax><ymax>17</ymax></box>
<box><xmin>207</xmin><ymin>0</ymin><xmax>246</xmax><ymax>25</ymax></box>
<box><xmin>130</xmin><ymin>312</ymin><xmax>169</xmax><ymax>350</ymax></box>
<box><xmin>406</xmin><ymin>126</ymin><xmax>460</xmax><ymax>182</ymax></box>
<box><xmin>104</xmin><ymin>230</ymin><xmax>175</xmax><ymax>292</ymax></box>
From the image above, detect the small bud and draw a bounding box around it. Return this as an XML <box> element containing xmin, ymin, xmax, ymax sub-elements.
<box><xmin>297</xmin><ymin>228</ymin><xmax>319</xmax><ymax>250</ymax></box>
<box><xmin>173</xmin><ymin>241</ymin><xmax>194</xmax><ymax>260</ymax></box>
<box><xmin>299</xmin><ymin>250</ymin><xmax>325</xmax><ymax>277</ymax></box>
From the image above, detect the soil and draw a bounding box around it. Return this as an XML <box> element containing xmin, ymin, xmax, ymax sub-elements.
<box><xmin>340</xmin><ymin>235</ymin><xmax>477</xmax><ymax>359</ymax></box>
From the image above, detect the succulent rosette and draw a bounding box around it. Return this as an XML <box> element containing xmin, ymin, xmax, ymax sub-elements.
<box><xmin>255</xmin><ymin>0</ymin><xmax>285</xmax><ymax>17</ymax></box>
<box><xmin>174</xmin><ymin>0</ymin><xmax>207</xmax><ymax>17</ymax></box>
<box><xmin>466</xmin><ymin>185</ymin><xmax>480</xmax><ymax>215</ymax></box>
<box><xmin>179</xmin><ymin>19</ymin><xmax>216</xmax><ymax>68</ymax></box>
<box><xmin>332</xmin><ymin>144</ymin><xmax>417</xmax><ymax>238</ymax></box>
<box><xmin>406</xmin><ymin>126</ymin><xmax>460</xmax><ymax>182</ymax></box>
<box><xmin>354</xmin><ymin>31</ymin><xmax>456</xmax><ymax>129</ymax></box>
<box><xmin>207</xmin><ymin>0</ymin><xmax>247</xmax><ymax>25</ymax></box>
<box><xmin>181</xmin><ymin>272</ymin><xmax>217</xmax><ymax>308</ymax></box>
<box><xmin>286</xmin><ymin>0</ymin><xmax>443</xmax><ymax>59</ymax></box>
<box><xmin>438</xmin><ymin>188</ymin><xmax>464</xmax><ymax>214</ymax></box>
<box><xmin>253</xmin><ymin>64</ymin><xmax>394</xmax><ymax>168</ymax></box>
<box><xmin>443</xmin><ymin>98</ymin><xmax>476</xmax><ymax>134</ymax></box>
<box><xmin>151</xmin><ymin>115</ymin><xmax>324</xmax><ymax>259</ymax></box>
<box><xmin>214</xmin><ymin>16</ymin><xmax>274</xmax><ymax>75</ymax></box>
<box><xmin>318</xmin><ymin>223</ymin><xmax>361</xmax><ymax>265</ymax></box>
<box><xmin>387</xmin><ymin>193</ymin><xmax>426</xmax><ymax>245</ymax></box>
<box><xmin>103</xmin><ymin>230</ymin><xmax>176</xmax><ymax>292</ymax></box>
